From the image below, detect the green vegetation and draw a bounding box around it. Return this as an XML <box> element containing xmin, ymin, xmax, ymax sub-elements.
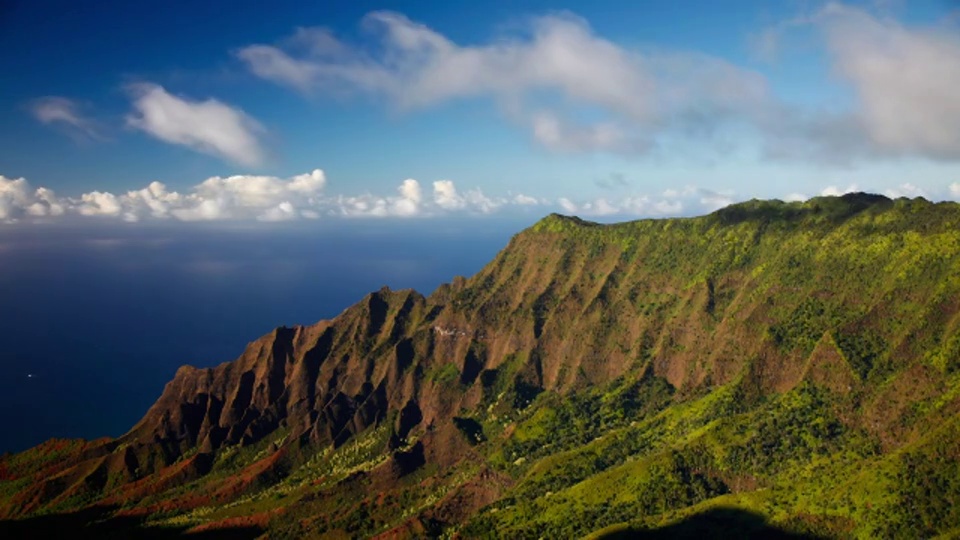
<box><xmin>3</xmin><ymin>194</ymin><xmax>960</xmax><ymax>538</ymax></box>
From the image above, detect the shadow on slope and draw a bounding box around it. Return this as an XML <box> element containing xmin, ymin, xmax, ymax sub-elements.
<box><xmin>594</xmin><ymin>508</ymin><xmax>822</xmax><ymax>540</ymax></box>
<box><xmin>0</xmin><ymin>505</ymin><xmax>261</xmax><ymax>539</ymax></box>
<box><xmin>711</xmin><ymin>192</ymin><xmax>892</xmax><ymax>226</ymax></box>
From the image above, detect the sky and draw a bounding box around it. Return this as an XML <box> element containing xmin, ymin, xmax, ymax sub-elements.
<box><xmin>2</xmin><ymin>0</ymin><xmax>960</xmax><ymax>222</ymax></box>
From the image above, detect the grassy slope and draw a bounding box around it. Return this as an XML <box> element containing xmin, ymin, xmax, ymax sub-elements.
<box><xmin>451</xmin><ymin>195</ymin><xmax>960</xmax><ymax>539</ymax></box>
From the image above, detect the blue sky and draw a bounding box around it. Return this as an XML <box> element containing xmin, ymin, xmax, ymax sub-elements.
<box><xmin>1</xmin><ymin>0</ymin><xmax>960</xmax><ymax>222</ymax></box>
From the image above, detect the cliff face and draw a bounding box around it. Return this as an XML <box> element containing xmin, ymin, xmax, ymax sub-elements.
<box><xmin>3</xmin><ymin>193</ymin><xmax>960</xmax><ymax>538</ymax></box>
<box><xmin>126</xmin><ymin>288</ymin><xmax>429</xmax><ymax>456</ymax></box>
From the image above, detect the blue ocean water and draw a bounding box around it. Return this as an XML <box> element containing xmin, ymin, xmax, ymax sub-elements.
<box><xmin>0</xmin><ymin>218</ymin><xmax>534</xmax><ymax>453</ymax></box>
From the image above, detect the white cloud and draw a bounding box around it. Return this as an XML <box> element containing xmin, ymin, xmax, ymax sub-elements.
<box><xmin>258</xmin><ymin>201</ymin><xmax>299</xmax><ymax>222</ymax></box>
<box><xmin>661</xmin><ymin>186</ymin><xmax>733</xmax><ymax>212</ymax></box>
<box><xmin>433</xmin><ymin>180</ymin><xmax>464</xmax><ymax>210</ymax></box>
<box><xmin>16</xmin><ymin>166</ymin><xmax>531</xmax><ymax>222</ymax></box>
<box><xmin>238</xmin><ymin>12</ymin><xmax>769</xmax><ymax>155</ymax></box>
<box><xmin>122</xmin><ymin>181</ymin><xmax>184</xmax><ymax>219</ymax></box>
<box><xmin>430</xmin><ymin>180</ymin><xmax>505</xmax><ymax>213</ymax></box>
<box><xmin>819</xmin><ymin>4</ymin><xmax>960</xmax><ymax>160</ymax></box>
<box><xmin>513</xmin><ymin>194</ymin><xmax>539</xmax><ymax>205</ymax></box>
<box><xmin>553</xmin><ymin>192</ymin><xmax>692</xmax><ymax>218</ymax></box>
<box><xmin>0</xmin><ymin>176</ymin><xmax>32</xmax><ymax>221</ymax></box>
<box><xmin>884</xmin><ymin>183</ymin><xmax>928</xmax><ymax>199</ymax></box>
<box><xmin>462</xmin><ymin>188</ymin><xmax>503</xmax><ymax>214</ymax></box>
<box><xmin>288</xmin><ymin>169</ymin><xmax>327</xmax><ymax>192</ymax></box>
<box><xmin>166</xmin><ymin>169</ymin><xmax>328</xmax><ymax>221</ymax></box>
<box><xmin>754</xmin><ymin>4</ymin><xmax>960</xmax><ymax>162</ymax></box>
<box><xmin>30</xmin><ymin>97</ymin><xmax>103</xmax><ymax>141</ymax></box>
<box><xmin>557</xmin><ymin>197</ymin><xmax>578</xmax><ymax>214</ymax></box>
<box><xmin>528</xmin><ymin>111</ymin><xmax>634</xmax><ymax>153</ymax></box>
<box><xmin>238</xmin><ymin>7</ymin><xmax>960</xmax><ymax>163</ymax></box>
<box><xmin>10</xmin><ymin>168</ymin><xmax>957</xmax><ymax>225</ymax></box>
<box><xmin>76</xmin><ymin>191</ymin><xmax>122</xmax><ymax>217</ymax></box>
<box><xmin>334</xmin><ymin>178</ymin><xmax>509</xmax><ymax>217</ymax></box>
<box><xmin>698</xmin><ymin>189</ymin><xmax>735</xmax><ymax>211</ymax></box>
<box><xmin>821</xmin><ymin>184</ymin><xmax>859</xmax><ymax>197</ymax></box>
<box><xmin>0</xmin><ymin>169</ymin><xmax>330</xmax><ymax>223</ymax></box>
<box><xmin>237</xmin><ymin>48</ymin><xmax>319</xmax><ymax>95</ymax></box>
<box><xmin>580</xmin><ymin>198</ymin><xmax>619</xmax><ymax>216</ymax></box>
<box><xmin>392</xmin><ymin>179</ymin><xmax>422</xmax><ymax>216</ymax></box>
<box><xmin>783</xmin><ymin>193</ymin><xmax>808</xmax><ymax>202</ymax></box>
<box><xmin>126</xmin><ymin>83</ymin><xmax>266</xmax><ymax>166</ymax></box>
<box><xmin>0</xmin><ymin>176</ymin><xmax>66</xmax><ymax>222</ymax></box>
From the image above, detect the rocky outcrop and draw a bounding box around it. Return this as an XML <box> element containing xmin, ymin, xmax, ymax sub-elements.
<box><xmin>122</xmin><ymin>288</ymin><xmax>434</xmax><ymax>459</ymax></box>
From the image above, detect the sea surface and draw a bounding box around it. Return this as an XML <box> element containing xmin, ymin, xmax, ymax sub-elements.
<box><xmin>0</xmin><ymin>217</ymin><xmax>534</xmax><ymax>453</ymax></box>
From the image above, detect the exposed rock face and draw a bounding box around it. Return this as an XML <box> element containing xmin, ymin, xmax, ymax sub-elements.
<box><xmin>4</xmin><ymin>194</ymin><xmax>960</xmax><ymax>537</ymax></box>
<box><xmin>125</xmin><ymin>289</ymin><xmax>427</xmax><ymax>455</ymax></box>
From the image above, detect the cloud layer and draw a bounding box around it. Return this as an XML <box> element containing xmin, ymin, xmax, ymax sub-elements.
<box><xmin>4</xmin><ymin>168</ymin><xmax>958</xmax><ymax>226</ymax></box>
<box><xmin>126</xmin><ymin>84</ymin><xmax>266</xmax><ymax>166</ymax></box>
<box><xmin>0</xmin><ymin>169</ymin><xmax>545</xmax><ymax>223</ymax></box>
<box><xmin>237</xmin><ymin>5</ymin><xmax>960</xmax><ymax>162</ymax></box>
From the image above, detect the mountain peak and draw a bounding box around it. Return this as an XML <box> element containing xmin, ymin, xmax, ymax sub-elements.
<box><xmin>531</xmin><ymin>212</ymin><xmax>600</xmax><ymax>232</ymax></box>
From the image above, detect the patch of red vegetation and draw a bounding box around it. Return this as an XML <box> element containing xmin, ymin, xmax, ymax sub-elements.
<box><xmin>152</xmin><ymin>493</ymin><xmax>214</xmax><ymax>514</ymax></box>
<box><xmin>211</xmin><ymin>447</ymin><xmax>287</xmax><ymax>502</ymax></box>
<box><xmin>113</xmin><ymin>506</ymin><xmax>152</xmax><ymax>519</ymax></box>
<box><xmin>371</xmin><ymin>516</ymin><xmax>429</xmax><ymax>540</ymax></box>
<box><xmin>185</xmin><ymin>508</ymin><xmax>282</xmax><ymax>534</ymax></box>
<box><xmin>103</xmin><ymin>453</ymin><xmax>210</xmax><ymax>508</ymax></box>
<box><xmin>22</xmin><ymin>439</ymin><xmax>97</xmax><ymax>480</ymax></box>
<box><xmin>0</xmin><ymin>462</ymin><xmax>13</xmax><ymax>481</ymax></box>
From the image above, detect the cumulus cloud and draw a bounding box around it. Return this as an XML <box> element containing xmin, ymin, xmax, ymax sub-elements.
<box><xmin>1</xmin><ymin>176</ymin><xmax>65</xmax><ymax>221</ymax></box>
<box><xmin>783</xmin><ymin>193</ymin><xmax>808</xmax><ymax>202</ymax></box>
<box><xmin>883</xmin><ymin>183</ymin><xmax>928</xmax><ymax>199</ymax></box>
<box><xmin>0</xmin><ymin>170</ymin><xmax>327</xmax><ymax>223</ymax></box>
<box><xmin>0</xmin><ymin>176</ymin><xmax>32</xmax><ymax>221</ymax></box>
<box><xmin>238</xmin><ymin>7</ymin><xmax>960</xmax><ymax>163</ymax></box>
<box><xmin>0</xmin><ymin>168</ymin><xmax>546</xmax><ymax>224</ymax></box>
<box><xmin>557</xmin><ymin>197</ymin><xmax>578</xmax><ymax>214</ymax></box>
<box><xmin>513</xmin><ymin>193</ymin><xmax>540</xmax><ymax>206</ymax></box>
<box><xmin>818</xmin><ymin>4</ymin><xmax>960</xmax><ymax>160</ymax></box>
<box><xmin>754</xmin><ymin>3</ymin><xmax>960</xmax><ymax>162</ymax></box>
<box><xmin>126</xmin><ymin>83</ymin><xmax>266</xmax><ymax>166</ymax></box>
<box><xmin>168</xmin><ymin>169</ymin><xmax>328</xmax><ymax>221</ymax></box>
<box><xmin>30</xmin><ymin>96</ymin><xmax>104</xmax><ymax>141</ymax></box>
<box><xmin>237</xmin><ymin>11</ymin><xmax>769</xmax><ymax>155</ymax></box>
<box><xmin>821</xmin><ymin>184</ymin><xmax>860</xmax><ymax>197</ymax></box>
<box><xmin>433</xmin><ymin>180</ymin><xmax>464</xmax><ymax>210</ymax></box>
<box><xmin>334</xmin><ymin>179</ymin><xmax>423</xmax><ymax>218</ymax></box>
<box><xmin>6</xmin><ymin>168</ymin><xmax>957</xmax><ymax>225</ymax></box>
<box><xmin>554</xmin><ymin>194</ymin><xmax>690</xmax><ymax>217</ymax></box>
<box><xmin>661</xmin><ymin>186</ymin><xmax>734</xmax><ymax>211</ymax></box>
<box><xmin>76</xmin><ymin>191</ymin><xmax>123</xmax><ymax>217</ymax></box>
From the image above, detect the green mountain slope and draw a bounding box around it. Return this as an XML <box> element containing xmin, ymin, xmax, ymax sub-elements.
<box><xmin>2</xmin><ymin>193</ymin><xmax>960</xmax><ymax>539</ymax></box>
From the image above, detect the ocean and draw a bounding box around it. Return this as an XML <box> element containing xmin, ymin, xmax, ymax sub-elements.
<box><xmin>0</xmin><ymin>217</ymin><xmax>533</xmax><ymax>453</ymax></box>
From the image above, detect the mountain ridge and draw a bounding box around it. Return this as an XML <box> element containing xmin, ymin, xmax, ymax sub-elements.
<box><xmin>2</xmin><ymin>193</ymin><xmax>960</xmax><ymax>538</ymax></box>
